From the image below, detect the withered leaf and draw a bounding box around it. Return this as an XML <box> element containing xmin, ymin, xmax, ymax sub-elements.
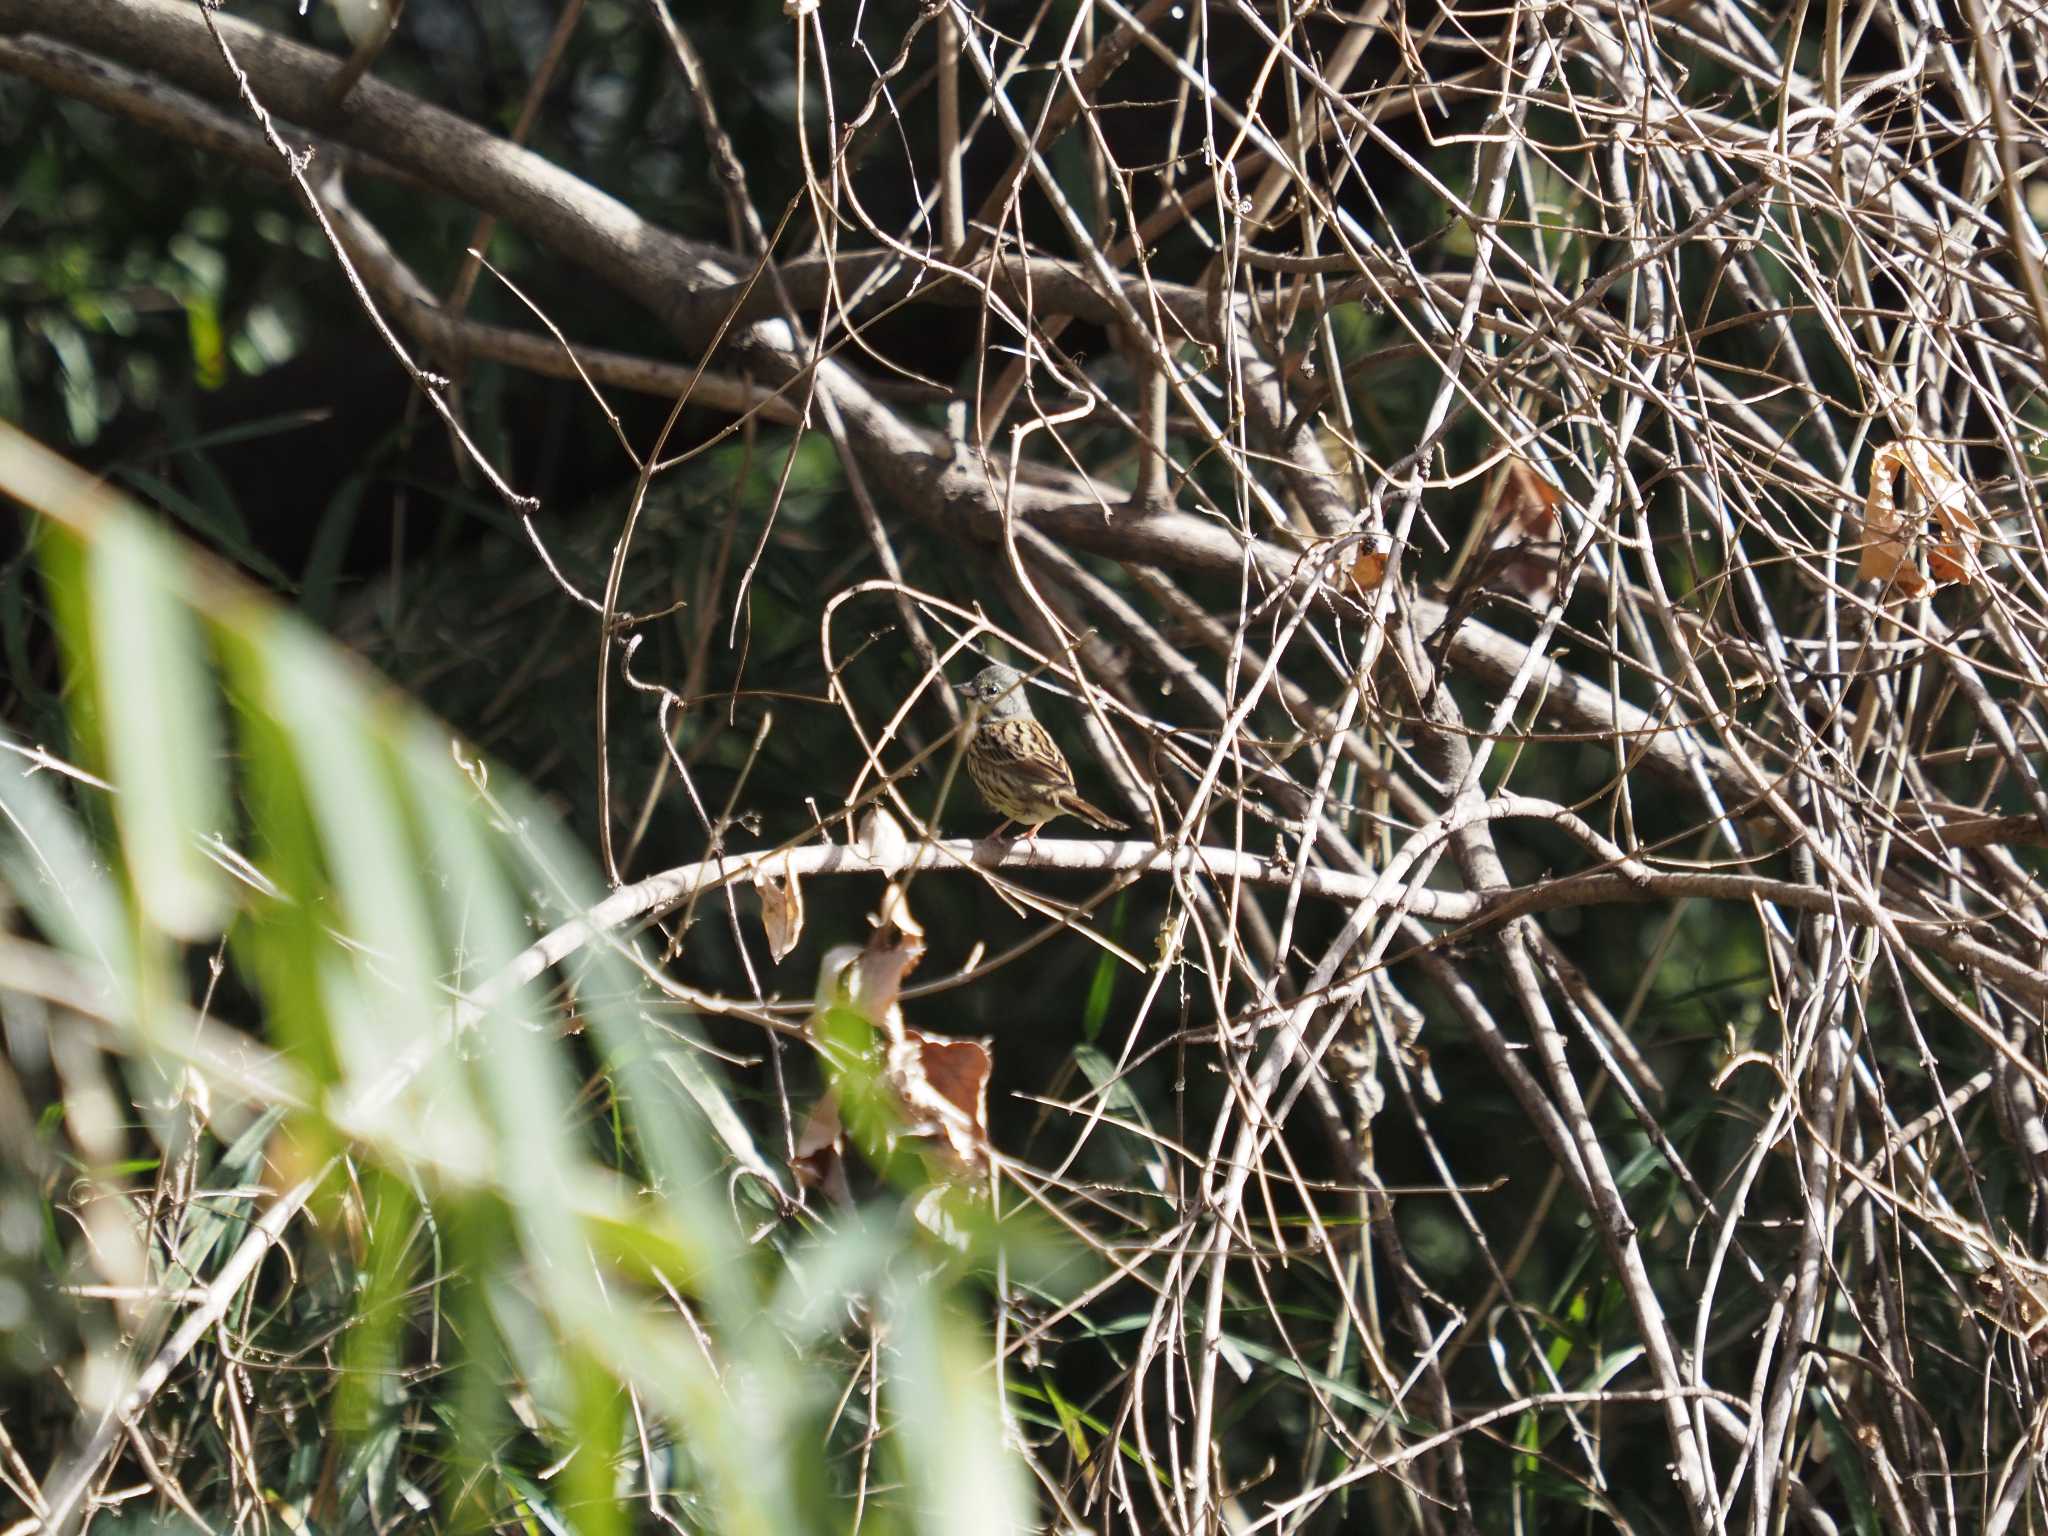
<box><xmin>753</xmin><ymin>854</ymin><xmax>804</xmax><ymax>964</ymax></box>
<box><xmin>1859</xmin><ymin>439</ymin><xmax>1981</xmax><ymax>598</ymax></box>
<box><xmin>889</xmin><ymin>1026</ymin><xmax>994</xmax><ymax>1178</ymax></box>
<box><xmin>1483</xmin><ymin>457</ymin><xmax>1565</xmax><ymax>611</ymax></box>
<box><xmin>1349</xmin><ymin>543</ymin><xmax>1389</xmax><ymax>593</ymax></box>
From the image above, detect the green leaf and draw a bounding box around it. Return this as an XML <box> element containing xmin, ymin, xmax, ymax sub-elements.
<box><xmin>0</xmin><ymin>752</ymin><xmax>131</xmax><ymax>986</ymax></box>
<box><xmin>887</xmin><ymin>1279</ymin><xmax>1034</xmax><ymax>1536</ymax></box>
<box><xmin>257</xmin><ymin>620</ymin><xmax>443</xmax><ymax>1059</ymax></box>
<box><xmin>87</xmin><ymin>516</ymin><xmax>227</xmax><ymax>938</ymax></box>
<box><xmin>113</xmin><ymin>465</ymin><xmax>295</xmax><ymax>590</ymax></box>
<box><xmin>1080</xmin><ymin>893</ymin><xmax>1126</xmax><ymax>1042</ymax></box>
<box><xmin>651</xmin><ymin>1043</ymin><xmax>792</xmax><ymax>1212</ymax></box>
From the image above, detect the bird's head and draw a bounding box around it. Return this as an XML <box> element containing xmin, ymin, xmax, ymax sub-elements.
<box><xmin>958</xmin><ymin>663</ymin><xmax>1033</xmax><ymax>720</ymax></box>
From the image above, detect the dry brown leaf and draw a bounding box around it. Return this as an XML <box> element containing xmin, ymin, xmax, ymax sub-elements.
<box><xmin>1482</xmin><ymin>457</ymin><xmax>1565</xmax><ymax>611</ymax></box>
<box><xmin>888</xmin><ymin>1026</ymin><xmax>994</xmax><ymax>1178</ymax></box>
<box><xmin>855</xmin><ymin>882</ymin><xmax>925</xmax><ymax>1029</ymax></box>
<box><xmin>1348</xmin><ymin>542</ymin><xmax>1389</xmax><ymax>593</ymax></box>
<box><xmin>1859</xmin><ymin>439</ymin><xmax>1981</xmax><ymax>598</ymax></box>
<box><xmin>1972</xmin><ymin>1266</ymin><xmax>2048</xmax><ymax>1356</ymax></box>
<box><xmin>855</xmin><ymin>804</ymin><xmax>909</xmax><ymax>869</ymax></box>
<box><xmin>800</xmin><ymin>904</ymin><xmax>988</xmax><ymax>1187</ymax></box>
<box><xmin>753</xmin><ymin>855</ymin><xmax>804</xmax><ymax>964</ymax></box>
<box><xmin>790</xmin><ymin>1093</ymin><xmax>850</xmax><ymax>1203</ymax></box>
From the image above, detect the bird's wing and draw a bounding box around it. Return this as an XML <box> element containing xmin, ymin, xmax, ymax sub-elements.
<box><xmin>987</xmin><ymin>722</ymin><xmax>1077</xmax><ymax>792</ymax></box>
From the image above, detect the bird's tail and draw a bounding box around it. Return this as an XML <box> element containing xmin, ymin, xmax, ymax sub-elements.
<box><xmin>1063</xmin><ymin>795</ymin><xmax>1128</xmax><ymax>832</ymax></box>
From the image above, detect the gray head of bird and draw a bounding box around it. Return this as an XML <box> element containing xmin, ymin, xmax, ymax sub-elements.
<box><xmin>958</xmin><ymin>663</ymin><xmax>1034</xmax><ymax>720</ymax></box>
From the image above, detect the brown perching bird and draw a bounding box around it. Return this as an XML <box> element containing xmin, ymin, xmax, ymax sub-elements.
<box><xmin>956</xmin><ymin>663</ymin><xmax>1126</xmax><ymax>838</ymax></box>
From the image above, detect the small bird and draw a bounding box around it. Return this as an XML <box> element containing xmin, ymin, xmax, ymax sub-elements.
<box><xmin>956</xmin><ymin>663</ymin><xmax>1126</xmax><ymax>838</ymax></box>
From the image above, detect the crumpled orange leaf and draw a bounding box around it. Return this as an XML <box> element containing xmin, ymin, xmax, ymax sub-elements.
<box><xmin>1860</xmin><ymin>439</ymin><xmax>1981</xmax><ymax>598</ymax></box>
